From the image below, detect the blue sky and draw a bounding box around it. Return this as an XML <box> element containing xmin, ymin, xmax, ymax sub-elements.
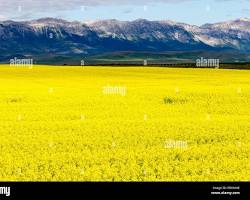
<box><xmin>0</xmin><ymin>0</ymin><xmax>250</xmax><ymax>25</ymax></box>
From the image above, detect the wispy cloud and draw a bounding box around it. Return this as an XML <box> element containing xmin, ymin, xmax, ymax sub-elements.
<box><xmin>0</xmin><ymin>0</ymin><xmax>195</xmax><ymax>20</ymax></box>
<box><xmin>0</xmin><ymin>0</ymin><xmax>196</xmax><ymax>13</ymax></box>
<box><xmin>123</xmin><ymin>9</ymin><xmax>133</xmax><ymax>14</ymax></box>
<box><xmin>1</xmin><ymin>0</ymin><xmax>247</xmax><ymax>14</ymax></box>
<box><xmin>0</xmin><ymin>0</ymin><xmax>249</xmax><ymax>23</ymax></box>
<box><xmin>242</xmin><ymin>8</ymin><xmax>250</xmax><ymax>14</ymax></box>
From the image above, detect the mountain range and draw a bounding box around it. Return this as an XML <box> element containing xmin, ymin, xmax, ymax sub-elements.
<box><xmin>0</xmin><ymin>17</ymin><xmax>250</xmax><ymax>64</ymax></box>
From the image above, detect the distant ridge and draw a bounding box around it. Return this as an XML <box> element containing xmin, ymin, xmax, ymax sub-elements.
<box><xmin>0</xmin><ymin>18</ymin><xmax>249</xmax><ymax>64</ymax></box>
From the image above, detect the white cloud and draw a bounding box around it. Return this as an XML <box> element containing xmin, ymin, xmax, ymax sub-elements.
<box><xmin>0</xmin><ymin>0</ymin><xmax>248</xmax><ymax>21</ymax></box>
<box><xmin>0</xmin><ymin>0</ymin><xmax>194</xmax><ymax>13</ymax></box>
<box><xmin>1</xmin><ymin>0</ymin><xmax>245</xmax><ymax>14</ymax></box>
<box><xmin>0</xmin><ymin>14</ymin><xmax>7</xmax><ymax>21</ymax></box>
<box><xmin>0</xmin><ymin>0</ymin><xmax>196</xmax><ymax>20</ymax></box>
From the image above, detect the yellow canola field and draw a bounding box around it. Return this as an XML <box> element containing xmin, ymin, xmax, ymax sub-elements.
<box><xmin>0</xmin><ymin>65</ymin><xmax>249</xmax><ymax>181</ymax></box>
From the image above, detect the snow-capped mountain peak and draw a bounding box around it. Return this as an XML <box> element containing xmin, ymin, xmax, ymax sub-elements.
<box><xmin>0</xmin><ymin>18</ymin><xmax>249</xmax><ymax>57</ymax></box>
